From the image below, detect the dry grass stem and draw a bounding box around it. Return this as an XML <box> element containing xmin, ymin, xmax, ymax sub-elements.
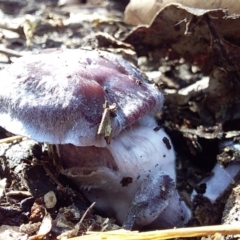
<box><xmin>69</xmin><ymin>224</ymin><xmax>240</xmax><ymax>240</ymax></box>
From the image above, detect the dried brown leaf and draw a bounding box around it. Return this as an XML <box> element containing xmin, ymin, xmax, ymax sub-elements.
<box><xmin>124</xmin><ymin>0</ymin><xmax>240</xmax><ymax>25</ymax></box>
<box><xmin>29</xmin><ymin>213</ymin><xmax>52</xmax><ymax>240</ymax></box>
<box><xmin>124</xmin><ymin>4</ymin><xmax>240</xmax><ymax>71</ymax></box>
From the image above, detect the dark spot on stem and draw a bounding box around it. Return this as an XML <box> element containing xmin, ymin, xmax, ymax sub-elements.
<box><xmin>162</xmin><ymin>137</ymin><xmax>172</xmax><ymax>150</ymax></box>
<box><xmin>153</xmin><ymin>126</ymin><xmax>161</xmax><ymax>131</ymax></box>
<box><xmin>120</xmin><ymin>177</ymin><xmax>133</xmax><ymax>187</ymax></box>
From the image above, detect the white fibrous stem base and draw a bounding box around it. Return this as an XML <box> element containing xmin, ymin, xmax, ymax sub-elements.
<box><xmin>57</xmin><ymin>116</ymin><xmax>191</xmax><ymax>229</ymax></box>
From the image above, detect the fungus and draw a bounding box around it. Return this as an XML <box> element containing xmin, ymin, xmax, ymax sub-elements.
<box><xmin>0</xmin><ymin>49</ymin><xmax>191</xmax><ymax>229</ymax></box>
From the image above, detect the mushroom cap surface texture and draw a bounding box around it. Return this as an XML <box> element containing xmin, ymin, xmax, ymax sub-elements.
<box><xmin>0</xmin><ymin>49</ymin><xmax>163</xmax><ymax>146</ymax></box>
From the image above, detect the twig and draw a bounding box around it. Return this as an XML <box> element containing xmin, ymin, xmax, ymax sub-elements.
<box><xmin>42</xmin><ymin>162</ymin><xmax>64</xmax><ymax>188</ymax></box>
<box><xmin>0</xmin><ymin>135</ymin><xmax>25</xmax><ymax>144</ymax></box>
<box><xmin>97</xmin><ymin>101</ymin><xmax>117</xmax><ymax>144</ymax></box>
<box><xmin>6</xmin><ymin>190</ymin><xmax>32</xmax><ymax>197</ymax></box>
<box><xmin>57</xmin><ymin>202</ymin><xmax>96</xmax><ymax>239</ymax></box>
<box><xmin>0</xmin><ymin>47</ymin><xmax>23</xmax><ymax>58</ymax></box>
<box><xmin>75</xmin><ymin>202</ymin><xmax>96</xmax><ymax>234</ymax></box>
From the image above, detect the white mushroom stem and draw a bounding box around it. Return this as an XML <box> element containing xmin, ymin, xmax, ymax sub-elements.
<box><xmin>192</xmin><ymin>162</ymin><xmax>240</xmax><ymax>202</ymax></box>
<box><xmin>59</xmin><ymin>116</ymin><xmax>191</xmax><ymax>229</ymax></box>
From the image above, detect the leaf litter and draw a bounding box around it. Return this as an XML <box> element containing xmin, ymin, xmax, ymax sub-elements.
<box><xmin>1</xmin><ymin>0</ymin><xmax>240</xmax><ymax>239</ymax></box>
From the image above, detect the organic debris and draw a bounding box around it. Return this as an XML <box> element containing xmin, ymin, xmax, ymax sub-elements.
<box><xmin>1</xmin><ymin>0</ymin><xmax>240</xmax><ymax>239</ymax></box>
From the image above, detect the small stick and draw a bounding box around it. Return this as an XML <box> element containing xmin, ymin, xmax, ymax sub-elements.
<box><xmin>6</xmin><ymin>190</ymin><xmax>32</xmax><ymax>197</ymax></box>
<box><xmin>42</xmin><ymin>162</ymin><xmax>64</xmax><ymax>188</ymax></box>
<box><xmin>74</xmin><ymin>202</ymin><xmax>96</xmax><ymax>234</ymax></box>
<box><xmin>57</xmin><ymin>202</ymin><xmax>96</xmax><ymax>239</ymax></box>
<box><xmin>0</xmin><ymin>47</ymin><xmax>23</xmax><ymax>58</ymax></box>
<box><xmin>97</xmin><ymin>101</ymin><xmax>117</xmax><ymax>144</ymax></box>
<box><xmin>0</xmin><ymin>135</ymin><xmax>25</xmax><ymax>144</ymax></box>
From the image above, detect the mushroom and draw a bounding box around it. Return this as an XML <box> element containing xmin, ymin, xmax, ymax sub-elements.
<box><xmin>0</xmin><ymin>49</ymin><xmax>191</xmax><ymax>229</ymax></box>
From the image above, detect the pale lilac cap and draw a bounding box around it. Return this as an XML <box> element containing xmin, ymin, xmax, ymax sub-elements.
<box><xmin>0</xmin><ymin>49</ymin><xmax>164</xmax><ymax>146</ymax></box>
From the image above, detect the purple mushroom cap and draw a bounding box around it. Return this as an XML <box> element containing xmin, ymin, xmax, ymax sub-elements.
<box><xmin>0</xmin><ymin>49</ymin><xmax>163</xmax><ymax>146</ymax></box>
<box><xmin>0</xmin><ymin>49</ymin><xmax>192</xmax><ymax>229</ymax></box>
